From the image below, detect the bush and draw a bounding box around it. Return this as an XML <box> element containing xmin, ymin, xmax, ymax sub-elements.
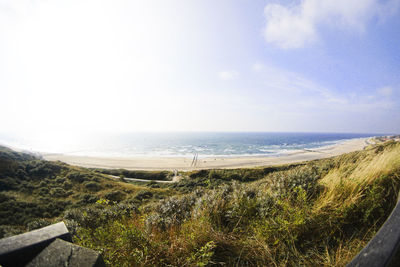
<box><xmin>55</xmin><ymin>177</ymin><xmax>65</xmax><ymax>184</ymax></box>
<box><xmin>0</xmin><ymin>225</ymin><xmax>24</xmax><ymax>238</ymax></box>
<box><xmin>62</xmin><ymin>181</ymin><xmax>73</xmax><ymax>190</ymax></box>
<box><xmin>76</xmin><ymin>220</ymin><xmax>151</xmax><ymax>266</ymax></box>
<box><xmin>37</xmin><ymin>187</ymin><xmax>49</xmax><ymax>196</ymax></box>
<box><xmin>105</xmin><ymin>190</ymin><xmax>126</xmax><ymax>202</ymax></box>
<box><xmin>268</xmin><ymin>165</ymin><xmax>321</xmax><ymax>198</ymax></box>
<box><xmin>84</xmin><ymin>181</ymin><xmax>102</xmax><ymax>192</ymax></box>
<box><xmin>67</xmin><ymin>172</ymin><xmax>88</xmax><ymax>183</ymax></box>
<box><xmin>208</xmin><ymin>170</ymin><xmax>222</xmax><ymax>180</ymax></box>
<box><xmin>146</xmin><ymin>191</ymin><xmax>202</xmax><ymax>230</ymax></box>
<box><xmin>0</xmin><ymin>177</ymin><xmax>18</xmax><ymax>190</ymax></box>
<box><xmin>76</xmin><ymin>194</ymin><xmax>99</xmax><ymax>205</ymax></box>
<box><xmin>27</xmin><ymin>219</ymin><xmax>51</xmax><ymax>231</ymax></box>
<box><xmin>26</xmin><ymin>161</ymin><xmax>63</xmax><ymax>179</ymax></box>
<box><xmin>50</xmin><ymin>187</ymin><xmax>69</xmax><ymax>198</ymax></box>
<box><xmin>134</xmin><ymin>190</ymin><xmax>153</xmax><ymax>201</ymax></box>
<box><xmin>0</xmin><ymin>193</ymin><xmax>15</xmax><ymax>202</ymax></box>
<box><xmin>64</xmin><ymin>202</ymin><xmax>137</xmax><ymax>229</ymax></box>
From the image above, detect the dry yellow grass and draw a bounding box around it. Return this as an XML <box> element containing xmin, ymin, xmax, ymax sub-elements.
<box><xmin>315</xmin><ymin>142</ymin><xmax>400</xmax><ymax>213</ymax></box>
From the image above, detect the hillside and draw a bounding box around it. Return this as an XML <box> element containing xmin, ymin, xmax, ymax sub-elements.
<box><xmin>0</xmin><ymin>145</ymin><xmax>173</xmax><ymax>236</ymax></box>
<box><xmin>1</xmin><ymin>141</ymin><xmax>400</xmax><ymax>266</ymax></box>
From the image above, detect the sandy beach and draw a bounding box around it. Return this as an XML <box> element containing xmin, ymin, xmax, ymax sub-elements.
<box><xmin>42</xmin><ymin>137</ymin><xmax>371</xmax><ymax>171</ymax></box>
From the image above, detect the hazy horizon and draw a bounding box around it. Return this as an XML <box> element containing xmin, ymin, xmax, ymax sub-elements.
<box><xmin>0</xmin><ymin>131</ymin><xmax>378</xmax><ymax>157</ymax></box>
<box><xmin>1</xmin><ymin>0</ymin><xmax>400</xmax><ymax>137</ymax></box>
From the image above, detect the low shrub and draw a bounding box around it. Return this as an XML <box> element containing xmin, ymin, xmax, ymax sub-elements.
<box><xmin>84</xmin><ymin>181</ymin><xmax>102</xmax><ymax>192</ymax></box>
<box><xmin>26</xmin><ymin>219</ymin><xmax>52</xmax><ymax>231</ymax></box>
<box><xmin>67</xmin><ymin>171</ymin><xmax>88</xmax><ymax>183</ymax></box>
<box><xmin>105</xmin><ymin>190</ymin><xmax>126</xmax><ymax>202</ymax></box>
<box><xmin>50</xmin><ymin>187</ymin><xmax>70</xmax><ymax>198</ymax></box>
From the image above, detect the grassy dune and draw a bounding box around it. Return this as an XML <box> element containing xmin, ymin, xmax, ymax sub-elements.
<box><xmin>1</xmin><ymin>141</ymin><xmax>400</xmax><ymax>266</ymax></box>
<box><xmin>73</xmin><ymin>141</ymin><xmax>400</xmax><ymax>266</ymax></box>
<box><xmin>0</xmin><ymin>145</ymin><xmax>173</xmax><ymax>236</ymax></box>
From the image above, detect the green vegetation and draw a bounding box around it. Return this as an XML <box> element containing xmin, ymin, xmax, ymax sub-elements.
<box><xmin>93</xmin><ymin>168</ymin><xmax>173</xmax><ymax>181</ymax></box>
<box><xmin>1</xmin><ymin>141</ymin><xmax>400</xmax><ymax>266</ymax></box>
<box><xmin>0</xmin><ymin>146</ymin><xmax>171</xmax><ymax>237</ymax></box>
<box><xmin>168</xmin><ymin>165</ymin><xmax>304</xmax><ymax>193</ymax></box>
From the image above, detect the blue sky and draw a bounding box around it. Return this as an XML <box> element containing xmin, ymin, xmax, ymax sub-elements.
<box><xmin>1</xmin><ymin>0</ymin><xmax>399</xmax><ymax>137</ymax></box>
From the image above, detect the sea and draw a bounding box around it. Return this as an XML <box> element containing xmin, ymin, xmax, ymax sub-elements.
<box><xmin>0</xmin><ymin>132</ymin><xmax>377</xmax><ymax>158</ymax></box>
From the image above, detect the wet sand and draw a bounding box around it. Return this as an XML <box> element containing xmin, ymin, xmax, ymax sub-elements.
<box><xmin>42</xmin><ymin>138</ymin><xmax>370</xmax><ymax>171</ymax></box>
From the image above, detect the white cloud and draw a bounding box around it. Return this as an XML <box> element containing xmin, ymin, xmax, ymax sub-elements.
<box><xmin>264</xmin><ymin>3</ymin><xmax>316</xmax><ymax>49</ymax></box>
<box><xmin>252</xmin><ymin>62</ymin><xmax>349</xmax><ymax>106</ymax></box>
<box><xmin>251</xmin><ymin>62</ymin><xmax>400</xmax><ymax>115</ymax></box>
<box><xmin>263</xmin><ymin>0</ymin><xmax>400</xmax><ymax>49</ymax></box>
<box><xmin>219</xmin><ymin>70</ymin><xmax>239</xmax><ymax>80</ymax></box>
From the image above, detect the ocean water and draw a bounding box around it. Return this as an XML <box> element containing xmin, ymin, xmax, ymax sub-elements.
<box><xmin>0</xmin><ymin>132</ymin><xmax>376</xmax><ymax>158</ymax></box>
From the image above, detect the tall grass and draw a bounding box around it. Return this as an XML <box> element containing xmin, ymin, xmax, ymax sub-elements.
<box><xmin>73</xmin><ymin>141</ymin><xmax>400</xmax><ymax>266</ymax></box>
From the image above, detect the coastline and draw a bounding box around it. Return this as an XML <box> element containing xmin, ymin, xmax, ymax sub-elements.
<box><xmin>42</xmin><ymin>137</ymin><xmax>371</xmax><ymax>171</ymax></box>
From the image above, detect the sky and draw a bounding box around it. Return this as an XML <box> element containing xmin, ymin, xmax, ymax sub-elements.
<box><xmin>1</xmin><ymin>0</ymin><xmax>400</xmax><ymax>137</ymax></box>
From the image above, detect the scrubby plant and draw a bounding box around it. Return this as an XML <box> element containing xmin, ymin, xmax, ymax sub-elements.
<box><xmin>62</xmin><ymin>181</ymin><xmax>73</xmax><ymax>190</ymax></box>
<box><xmin>50</xmin><ymin>187</ymin><xmax>69</xmax><ymax>197</ymax></box>
<box><xmin>105</xmin><ymin>190</ymin><xmax>126</xmax><ymax>202</ymax></box>
<box><xmin>64</xmin><ymin>200</ymin><xmax>137</xmax><ymax>229</ymax></box>
<box><xmin>36</xmin><ymin>187</ymin><xmax>49</xmax><ymax>196</ymax></box>
<box><xmin>26</xmin><ymin>219</ymin><xmax>51</xmax><ymax>231</ymax></box>
<box><xmin>133</xmin><ymin>190</ymin><xmax>153</xmax><ymax>201</ymax></box>
<box><xmin>268</xmin><ymin>165</ymin><xmax>322</xmax><ymax>198</ymax></box>
<box><xmin>146</xmin><ymin>191</ymin><xmax>202</xmax><ymax>230</ymax></box>
<box><xmin>67</xmin><ymin>171</ymin><xmax>88</xmax><ymax>183</ymax></box>
<box><xmin>75</xmin><ymin>194</ymin><xmax>99</xmax><ymax>206</ymax></box>
<box><xmin>84</xmin><ymin>181</ymin><xmax>102</xmax><ymax>192</ymax></box>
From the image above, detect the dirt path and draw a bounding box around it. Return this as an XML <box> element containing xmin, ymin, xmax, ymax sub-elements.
<box><xmin>108</xmin><ymin>174</ymin><xmax>181</xmax><ymax>183</ymax></box>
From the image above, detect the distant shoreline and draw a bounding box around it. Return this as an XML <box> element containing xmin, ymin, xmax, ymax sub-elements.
<box><xmin>42</xmin><ymin>137</ymin><xmax>371</xmax><ymax>171</ymax></box>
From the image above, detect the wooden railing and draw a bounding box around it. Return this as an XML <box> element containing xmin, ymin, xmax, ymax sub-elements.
<box><xmin>0</xmin><ymin>222</ymin><xmax>104</xmax><ymax>267</ymax></box>
<box><xmin>347</xmin><ymin>196</ymin><xmax>400</xmax><ymax>267</ymax></box>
